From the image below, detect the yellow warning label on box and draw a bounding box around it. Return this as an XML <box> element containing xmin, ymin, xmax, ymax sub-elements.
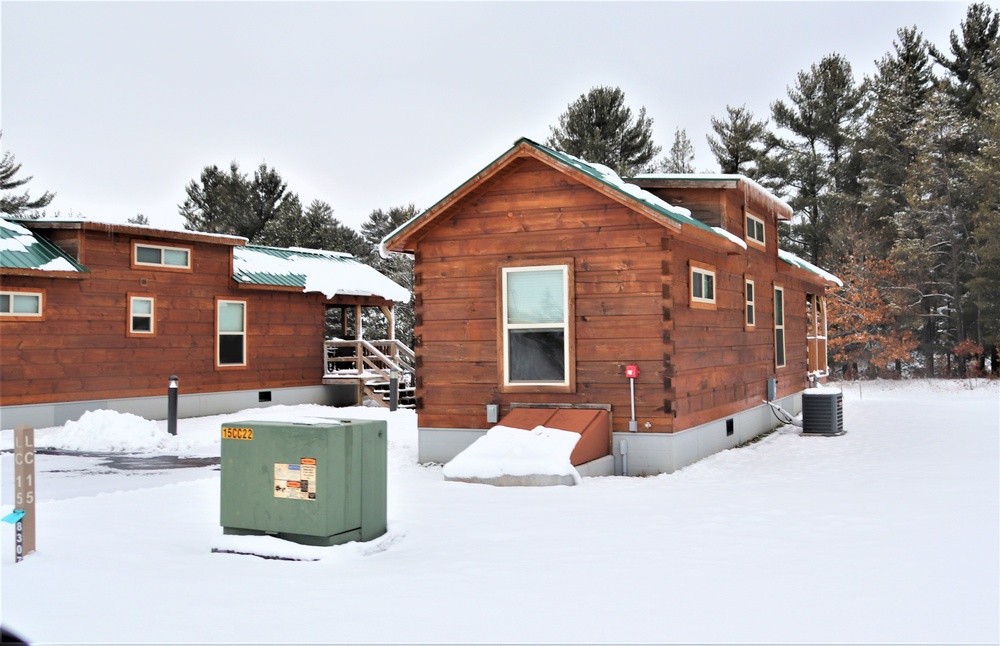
<box><xmin>222</xmin><ymin>427</ymin><xmax>254</xmax><ymax>440</ymax></box>
<box><xmin>274</xmin><ymin>459</ymin><xmax>317</xmax><ymax>501</ymax></box>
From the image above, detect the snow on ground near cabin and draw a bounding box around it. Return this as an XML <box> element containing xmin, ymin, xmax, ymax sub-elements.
<box><xmin>1</xmin><ymin>380</ymin><xmax>997</xmax><ymax>644</ymax></box>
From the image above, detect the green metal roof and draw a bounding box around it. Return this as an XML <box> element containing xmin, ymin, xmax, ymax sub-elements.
<box><xmin>233</xmin><ymin>245</ymin><xmax>354</xmax><ymax>288</ymax></box>
<box><xmin>0</xmin><ymin>218</ymin><xmax>88</xmax><ymax>273</ymax></box>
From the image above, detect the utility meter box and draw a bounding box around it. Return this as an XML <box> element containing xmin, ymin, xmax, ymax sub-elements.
<box><xmin>220</xmin><ymin>418</ymin><xmax>387</xmax><ymax>546</ymax></box>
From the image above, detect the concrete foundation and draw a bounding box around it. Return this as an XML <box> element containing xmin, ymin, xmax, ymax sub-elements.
<box><xmin>418</xmin><ymin>394</ymin><xmax>802</xmax><ymax>477</ymax></box>
<box><xmin>0</xmin><ymin>384</ymin><xmax>357</xmax><ymax>430</ymax></box>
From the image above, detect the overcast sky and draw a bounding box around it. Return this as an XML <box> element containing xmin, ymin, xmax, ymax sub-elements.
<box><xmin>1</xmin><ymin>2</ymin><xmax>973</xmax><ymax>233</ymax></box>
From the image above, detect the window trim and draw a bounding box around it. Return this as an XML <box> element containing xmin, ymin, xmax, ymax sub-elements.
<box><xmin>216</xmin><ymin>297</ymin><xmax>248</xmax><ymax>369</ymax></box>
<box><xmin>132</xmin><ymin>242</ymin><xmax>193</xmax><ymax>272</ymax></box>
<box><xmin>0</xmin><ymin>288</ymin><xmax>44</xmax><ymax>321</ymax></box>
<box><xmin>497</xmin><ymin>259</ymin><xmax>575</xmax><ymax>393</ymax></box>
<box><xmin>689</xmin><ymin>260</ymin><xmax>717</xmax><ymax>310</ymax></box>
<box><xmin>774</xmin><ymin>285</ymin><xmax>786</xmax><ymax>369</ymax></box>
<box><xmin>127</xmin><ymin>294</ymin><xmax>156</xmax><ymax>337</ymax></box>
<box><xmin>745</xmin><ymin>212</ymin><xmax>766</xmax><ymax>248</ymax></box>
<box><xmin>744</xmin><ymin>276</ymin><xmax>755</xmax><ymax>328</ymax></box>
<box><xmin>807</xmin><ymin>293</ymin><xmax>829</xmax><ymax>376</ymax></box>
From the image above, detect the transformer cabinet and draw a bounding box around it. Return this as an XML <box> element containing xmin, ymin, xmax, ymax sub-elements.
<box><xmin>220</xmin><ymin>418</ymin><xmax>387</xmax><ymax>546</ymax></box>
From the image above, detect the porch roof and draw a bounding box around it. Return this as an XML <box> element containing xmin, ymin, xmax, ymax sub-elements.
<box><xmin>233</xmin><ymin>245</ymin><xmax>411</xmax><ymax>303</ymax></box>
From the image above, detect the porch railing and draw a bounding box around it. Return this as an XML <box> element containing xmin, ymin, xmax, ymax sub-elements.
<box><xmin>324</xmin><ymin>339</ymin><xmax>416</xmax><ymax>407</ymax></box>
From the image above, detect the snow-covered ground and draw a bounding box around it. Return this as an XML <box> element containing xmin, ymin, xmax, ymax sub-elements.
<box><xmin>1</xmin><ymin>379</ymin><xmax>997</xmax><ymax>644</ymax></box>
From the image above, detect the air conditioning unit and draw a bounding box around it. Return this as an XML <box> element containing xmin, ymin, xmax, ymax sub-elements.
<box><xmin>801</xmin><ymin>390</ymin><xmax>845</xmax><ymax>435</ymax></box>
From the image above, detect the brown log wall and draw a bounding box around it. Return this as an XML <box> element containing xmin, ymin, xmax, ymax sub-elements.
<box><xmin>411</xmin><ymin>157</ymin><xmax>827</xmax><ymax>435</ymax></box>
<box><xmin>413</xmin><ymin>158</ymin><xmax>671</xmax><ymax>433</ymax></box>
<box><xmin>1</xmin><ymin>229</ymin><xmax>327</xmax><ymax>406</ymax></box>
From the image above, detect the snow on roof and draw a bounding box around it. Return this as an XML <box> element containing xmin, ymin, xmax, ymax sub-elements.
<box><xmin>381</xmin><ymin>137</ymin><xmax>727</xmax><ymax>256</ymax></box>
<box><xmin>632</xmin><ymin>172</ymin><xmax>794</xmax><ymax>216</ymax></box>
<box><xmin>0</xmin><ymin>218</ymin><xmax>88</xmax><ymax>272</ymax></box>
<box><xmin>778</xmin><ymin>249</ymin><xmax>843</xmax><ymax>287</ymax></box>
<box><xmin>234</xmin><ymin>245</ymin><xmax>410</xmax><ymax>303</ymax></box>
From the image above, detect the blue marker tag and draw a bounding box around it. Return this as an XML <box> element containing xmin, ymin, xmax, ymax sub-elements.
<box><xmin>2</xmin><ymin>510</ymin><xmax>25</xmax><ymax>524</ymax></box>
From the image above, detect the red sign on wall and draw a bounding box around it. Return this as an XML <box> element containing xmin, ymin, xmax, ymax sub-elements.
<box><xmin>625</xmin><ymin>364</ymin><xmax>640</xmax><ymax>379</ymax></box>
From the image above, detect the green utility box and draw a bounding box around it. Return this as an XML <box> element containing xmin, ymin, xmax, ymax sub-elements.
<box><xmin>220</xmin><ymin>418</ymin><xmax>387</xmax><ymax>546</ymax></box>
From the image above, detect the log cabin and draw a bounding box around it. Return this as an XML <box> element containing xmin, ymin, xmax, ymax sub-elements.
<box><xmin>0</xmin><ymin>218</ymin><xmax>411</xmax><ymax>429</ymax></box>
<box><xmin>381</xmin><ymin>137</ymin><xmax>840</xmax><ymax>476</ymax></box>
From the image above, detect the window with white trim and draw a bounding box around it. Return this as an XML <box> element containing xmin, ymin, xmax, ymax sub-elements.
<box><xmin>807</xmin><ymin>293</ymin><xmax>828</xmax><ymax>375</ymax></box>
<box><xmin>0</xmin><ymin>291</ymin><xmax>42</xmax><ymax>317</ymax></box>
<box><xmin>774</xmin><ymin>286</ymin><xmax>786</xmax><ymax>368</ymax></box>
<box><xmin>746</xmin><ymin>212</ymin><xmax>766</xmax><ymax>247</ymax></box>
<box><xmin>133</xmin><ymin>243</ymin><xmax>191</xmax><ymax>269</ymax></box>
<box><xmin>129</xmin><ymin>295</ymin><xmax>155</xmax><ymax>335</ymax></box>
<box><xmin>745</xmin><ymin>278</ymin><xmax>755</xmax><ymax>327</ymax></box>
<box><xmin>217</xmin><ymin>299</ymin><xmax>247</xmax><ymax>367</ymax></box>
<box><xmin>501</xmin><ymin>264</ymin><xmax>570</xmax><ymax>387</ymax></box>
<box><xmin>690</xmin><ymin>261</ymin><xmax>716</xmax><ymax>309</ymax></box>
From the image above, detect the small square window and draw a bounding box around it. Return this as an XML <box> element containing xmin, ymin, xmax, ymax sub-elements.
<box><xmin>690</xmin><ymin>262</ymin><xmax>716</xmax><ymax>310</ymax></box>
<box><xmin>746</xmin><ymin>213</ymin><xmax>766</xmax><ymax>247</ymax></box>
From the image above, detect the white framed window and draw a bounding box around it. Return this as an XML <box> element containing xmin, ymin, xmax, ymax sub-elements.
<box><xmin>746</xmin><ymin>212</ymin><xmax>766</xmax><ymax>247</ymax></box>
<box><xmin>745</xmin><ymin>277</ymin><xmax>755</xmax><ymax>327</ymax></box>
<box><xmin>501</xmin><ymin>264</ymin><xmax>572</xmax><ymax>389</ymax></box>
<box><xmin>128</xmin><ymin>295</ymin><xmax>155</xmax><ymax>336</ymax></box>
<box><xmin>774</xmin><ymin>285</ymin><xmax>786</xmax><ymax>368</ymax></box>
<box><xmin>690</xmin><ymin>261</ymin><xmax>716</xmax><ymax>310</ymax></box>
<box><xmin>0</xmin><ymin>290</ymin><xmax>43</xmax><ymax>318</ymax></box>
<box><xmin>133</xmin><ymin>242</ymin><xmax>191</xmax><ymax>270</ymax></box>
<box><xmin>217</xmin><ymin>299</ymin><xmax>247</xmax><ymax>367</ymax></box>
<box><xmin>807</xmin><ymin>294</ymin><xmax>828</xmax><ymax>376</ymax></box>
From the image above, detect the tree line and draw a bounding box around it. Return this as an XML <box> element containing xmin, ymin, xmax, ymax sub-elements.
<box><xmin>546</xmin><ymin>4</ymin><xmax>999</xmax><ymax>378</ymax></box>
<box><xmin>2</xmin><ymin>4</ymin><xmax>996</xmax><ymax>377</ymax></box>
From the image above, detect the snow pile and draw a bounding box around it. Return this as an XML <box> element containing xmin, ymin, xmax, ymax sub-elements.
<box><xmin>38</xmin><ymin>410</ymin><xmax>193</xmax><ymax>453</ymax></box>
<box><xmin>442</xmin><ymin>424</ymin><xmax>582</xmax><ymax>484</ymax></box>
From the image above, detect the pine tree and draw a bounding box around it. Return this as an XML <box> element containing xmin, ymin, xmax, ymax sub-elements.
<box><xmin>965</xmin><ymin>61</ymin><xmax>1000</xmax><ymax>373</ymax></box>
<box><xmin>546</xmin><ymin>86</ymin><xmax>661</xmax><ymax>177</ymax></box>
<box><xmin>128</xmin><ymin>214</ymin><xmax>150</xmax><ymax>225</ymax></box>
<box><xmin>255</xmin><ymin>199</ymin><xmax>365</xmax><ymax>255</ymax></box>
<box><xmin>771</xmin><ymin>53</ymin><xmax>865</xmax><ymax>265</ymax></box>
<box><xmin>929</xmin><ymin>2</ymin><xmax>1000</xmax><ymax>121</ymax></box>
<box><xmin>180</xmin><ymin>161</ymin><xmax>299</xmax><ymax>241</ymax></box>
<box><xmin>857</xmin><ymin>27</ymin><xmax>936</xmax><ymax>251</ymax></box>
<box><xmin>706</xmin><ymin>104</ymin><xmax>773</xmax><ymax>177</ymax></box>
<box><xmin>0</xmin><ymin>133</ymin><xmax>55</xmax><ymax>217</ymax></box>
<box><xmin>656</xmin><ymin>128</ymin><xmax>696</xmax><ymax>173</ymax></box>
<box><xmin>894</xmin><ymin>88</ymin><xmax>977</xmax><ymax>375</ymax></box>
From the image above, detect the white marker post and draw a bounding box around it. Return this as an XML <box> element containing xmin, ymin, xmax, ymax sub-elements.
<box><xmin>13</xmin><ymin>425</ymin><xmax>36</xmax><ymax>561</ymax></box>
